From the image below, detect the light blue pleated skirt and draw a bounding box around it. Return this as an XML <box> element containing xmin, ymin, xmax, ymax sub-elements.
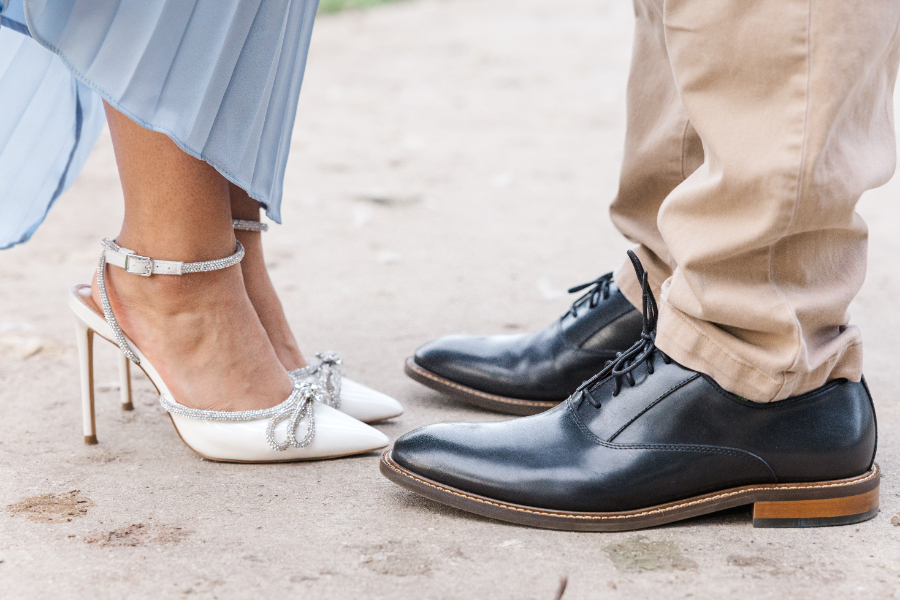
<box><xmin>0</xmin><ymin>0</ymin><xmax>319</xmax><ymax>249</ymax></box>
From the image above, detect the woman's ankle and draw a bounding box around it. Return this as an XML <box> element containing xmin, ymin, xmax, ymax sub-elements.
<box><xmin>235</xmin><ymin>230</ymin><xmax>308</xmax><ymax>370</ymax></box>
<box><xmin>91</xmin><ymin>262</ymin><xmax>245</xmax><ymax>321</ymax></box>
<box><xmin>115</xmin><ymin>223</ymin><xmax>238</xmax><ymax>265</ymax></box>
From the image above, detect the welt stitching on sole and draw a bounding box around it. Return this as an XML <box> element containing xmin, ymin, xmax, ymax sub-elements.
<box><xmin>382</xmin><ymin>455</ymin><xmax>879</xmax><ymax>521</ymax></box>
<box><xmin>408</xmin><ymin>359</ymin><xmax>557</xmax><ymax>407</ymax></box>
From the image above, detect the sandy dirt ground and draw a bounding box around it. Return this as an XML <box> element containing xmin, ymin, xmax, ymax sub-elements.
<box><xmin>2</xmin><ymin>0</ymin><xmax>900</xmax><ymax>598</ymax></box>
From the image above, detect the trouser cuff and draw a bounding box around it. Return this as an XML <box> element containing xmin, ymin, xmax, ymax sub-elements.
<box><xmin>654</xmin><ymin>294</ymin><xmax>863</xmax><ymax>402</ymax></box>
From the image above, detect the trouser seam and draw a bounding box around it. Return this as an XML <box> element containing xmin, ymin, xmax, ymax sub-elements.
<box><xmin>770</xmin><ymin>0</ymin><xmax>813</xmax><ymax>398</ymax></box>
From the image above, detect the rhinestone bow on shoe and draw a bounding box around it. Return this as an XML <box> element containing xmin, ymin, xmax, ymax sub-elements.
<box><xmin>160</xmin><ymin>382</ymin><xmax>326</xmax><ymax>451</ymax></box>
<box><xmin>290</xmin><ymin>352</ymin><xmax>345</xmax><ymax>409</ymax></box>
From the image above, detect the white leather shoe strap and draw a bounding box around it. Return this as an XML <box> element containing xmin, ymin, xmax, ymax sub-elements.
<box><xmin>232</xmin><ymin>219</ymin><xmax>268</xmax><ymax>232</ymax></box>
<box><xmin>101</xmin><ymin>238</ymin><xmax>244</xmax><ymax>277</ymax></box>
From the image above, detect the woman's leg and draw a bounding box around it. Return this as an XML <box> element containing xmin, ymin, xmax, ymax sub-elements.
<box><xmin>91</xmin><ymin>103</ymin><xmax>294</xmax><ymax>412</ymax></box>
<box><xmin>230</xmin><ymin>185</ymin><xmax>307</xmax><ymax>370</ymax></box>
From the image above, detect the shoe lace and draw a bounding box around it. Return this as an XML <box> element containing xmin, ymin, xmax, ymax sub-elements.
<box><xmin>576</xmin><ymin>251</ymin><xmax>669</xmax><ymax>402</ymax></box>
<box><xmin>564</xmin><ymin>272</ymin><xmax>614</xmax><ymax>319</ymax></box>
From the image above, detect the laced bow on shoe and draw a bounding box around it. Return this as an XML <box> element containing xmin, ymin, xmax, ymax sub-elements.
<box><xmin>290</xmin><ymin>352</ymin><xmax>344</xmax><ymax>409</ymax></box>
<box><xmin>564</xmin><ymin>272</ymin><xmax>613</xmax><ymax>319</ymax></box>
<box><xmin>577</xmin><ymin>251</ymin><xmax>670</xmax><ymax>402</ymax></box>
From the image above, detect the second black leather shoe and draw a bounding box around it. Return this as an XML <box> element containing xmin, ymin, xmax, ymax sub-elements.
<box><xmin>383</xmin><ymin>253</ymin><xmax>880</xmax><ymax>531</ymax></box>
<box><xmin>405</xmin><ymin>272</ymin><xmax>643</xmax><ymax>415</ymax></box>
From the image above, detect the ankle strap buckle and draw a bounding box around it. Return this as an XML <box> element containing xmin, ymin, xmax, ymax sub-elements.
<box><xmin>124</xmin><ymin>254</ymin><xmax>153</xmax><ymax>277</ymax></box>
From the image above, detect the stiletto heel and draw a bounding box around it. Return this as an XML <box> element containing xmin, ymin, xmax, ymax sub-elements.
<box><xmin>118</xmin><ymin>351</ymin><xmax>133</xmax><ymax>410</ymax></box>
<box><xmin>233</xmin><ymin>219</ymin><xmax>403</xmax><ymax>422</ymax></box>
<box><xmin>68</xmin><ymin>238</ymin><xmax>389</xmax><ymax>461</ymax></box>
<box><xmin>74</xmin><ymin>316</ymin><xmax>97</xmax><ymax>445</ymax></box>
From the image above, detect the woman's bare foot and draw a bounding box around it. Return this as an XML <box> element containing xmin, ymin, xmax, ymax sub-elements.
<box><xmin>230</xmin><ymin>184</ymin><xmax>307</xmax><ymax>371</ymax></box>
<box><xmin>90</xmin><ymin>246</ymin><xmax>295</xmax><ymax>414</ymax></box>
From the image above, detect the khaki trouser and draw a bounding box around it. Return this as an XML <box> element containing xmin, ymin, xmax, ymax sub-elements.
<box><xmin>611</xmin><ymin>0</ymin><xmax>900</xmax><ymax>401</ymax></box>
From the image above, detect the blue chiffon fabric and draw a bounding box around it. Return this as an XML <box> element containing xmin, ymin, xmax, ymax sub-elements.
<box><xmin>0</xmin><ymin>0</ymin><xmax>319</xmax><ymax>249</ymax></box>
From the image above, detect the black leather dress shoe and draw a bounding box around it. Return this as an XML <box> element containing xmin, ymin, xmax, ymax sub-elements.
<box><xmin>405</xmin><ymin>273</ymin><xmax>643</xmax><ymax>415</ymax></box>
<box><xmin>383</xmin><ymin>254</ymin><xmax>879</xmax><ymax>531</ymax></box>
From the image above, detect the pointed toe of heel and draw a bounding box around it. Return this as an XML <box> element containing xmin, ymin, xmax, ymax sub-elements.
<box><xmin>311</xmin><ymin>404</ymin><xmax>390</xmax><ymax>456</ymax></box>
<box><xmin>340</xmin><ymin>378</ymin><xmax>404</xmax><ymax>423</ymax></box>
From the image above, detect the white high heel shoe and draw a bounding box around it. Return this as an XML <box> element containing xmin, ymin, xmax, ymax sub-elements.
<box><xmin>70</xmin><ymin>238</ymin><xmax>389</xmax><ymax>462</ymax></box>
<box><xmin>234</xmin><ymin>219</ymin><xmax>404</xmax><ymax>423</ymax></box>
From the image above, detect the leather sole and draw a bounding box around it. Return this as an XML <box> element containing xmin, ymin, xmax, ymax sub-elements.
<box><xmin>380</xmin><ymin>450</ymin><xmax>881</xmax><ymax>531</ymax></box>
<box><xmin>404</xmin><ymin>357</ymin><xmax>559</xmax><ymax>416</ymax></box>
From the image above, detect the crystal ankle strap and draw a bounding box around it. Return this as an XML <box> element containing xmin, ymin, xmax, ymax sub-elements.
<box><xmin>97</xmin><ymin>238</ymin><xmax>245</xmax><ymax>364</ymax></box>
<box><xmin>232</xmin><ymin>219</ymin><xmax>268</xmax><ymax>232</ymax></box>
<box><xmin>101</xmin><ymin>238</ymin><xmax>245</xmax><ymax>277</ymax></box>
